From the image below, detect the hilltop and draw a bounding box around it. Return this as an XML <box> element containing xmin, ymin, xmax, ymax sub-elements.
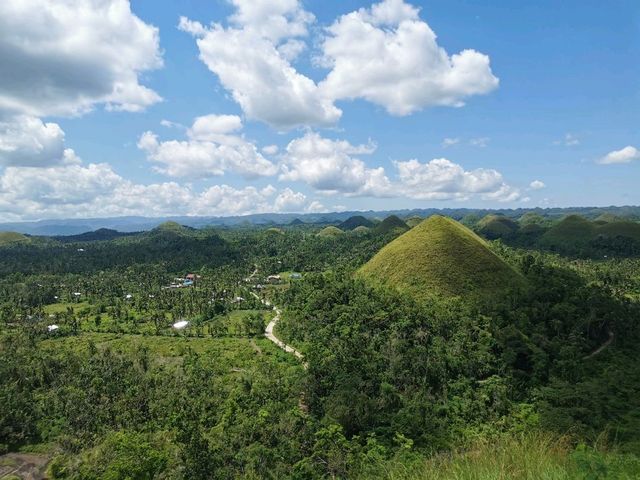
<box><xmin>317</xmin><ymin>226</ymin><xmax>344</xmax><ymax>238</ymax></box>
<box><xmin>0</xmin><ymin>231</ymin><xmax>29</xmax><ymax>246</ymax></box>
<box><xmin>477</xmin><ymin>214</ymin><xmax>519</xmax><ymax>239</ymax></box>
<box><xmin>540</xmin><ymin>215</ymin><xmax>596</xmax><ymax>248</ymax></box>
<box><xmin>596</xmin><ymin>220</ymin><xmax>640</xmax><ymax>242</ymax></box>
<box><xmin>375</xmin><ymin>215</ymin><xmax>409</xmax><ymax>234</ymax></box>
<box><xmin>54</xmin><ymin>228</ymin><xmax>137</xmax><ymax>243</ymax></box>
<box><xmin>359</xmin><ymin>215</ymin><xmax>525</xmax><ymax>301</ymax></box>
<box><xmin>338</xmin><ymin>215</ymin><xmax>374</xmax><ymax>231</ymax></box>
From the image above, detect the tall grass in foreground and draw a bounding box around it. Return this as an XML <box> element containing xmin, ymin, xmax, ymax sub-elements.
<box><xmin>358</xmin><ymin>432</ymin><xmax>640</xmax><ymax>480</ymax></box>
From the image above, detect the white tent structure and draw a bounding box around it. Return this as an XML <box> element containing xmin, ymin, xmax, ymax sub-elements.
<box><xmin>47</xmin><ymin>325</ymin><xmax>59</xmax><ymax>332</ymax></box>
<box><xmin>172</xmin><ymin>320</ymin><xmax>189</xmax><ymax>330</ymax></box>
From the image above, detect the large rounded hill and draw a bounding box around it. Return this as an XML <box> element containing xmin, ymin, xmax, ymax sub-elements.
<box><xmin>359</xmin><ymin>215</ymin><xmax>525</xmax><ymax>301</ymax></box>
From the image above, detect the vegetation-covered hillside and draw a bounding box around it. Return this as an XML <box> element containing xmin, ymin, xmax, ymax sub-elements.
<box><xmin>375</xmin><ymin>215</ymin><xmax>409</xmax><ymax>234</ymax></box>
<box><xmin>1</xmin><ymin>215</ymin><xmax>639</xmax><ymax>478</ymax></box>
<box><xmin>338</xmin><ymin>215</ymin><xmax>374</xmax><ymax>231</ymax></box>
<box><xmin>0</xmin><ymin>231</ymin><xmax>29</xmax><ymax>246</ymax></box>
<box><xmin>477</xmin><ymin>214</ymin><xmax>519</xmax><ymax>239</ymax></box>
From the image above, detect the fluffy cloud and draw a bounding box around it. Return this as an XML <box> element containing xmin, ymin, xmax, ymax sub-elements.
<box><xmin>0</xmin><ymin>0</ymin><xmax>162</xmax><ymax>117</ymax></box>
<box><xmin>529</xmin><ymin>180</ymin><xmax>546</xmax><ymax>190</ymax></box>
<box><xmin>598</xmin><ymin>146</ymin><xmax>640</xmax><ymax>165</ymax></box>
<box><xmin>182</xmin><ymin>0</ymin><xmax>497</xmax><ymax>129</ymax></box>
<box><xmin>274</xmin><ymin>188</ymin><xmax>307</xmax><ymax>212</ymax></box>
<box><xmin>281</xmin><ymin>132</ymin><xmax>391</xmax><ymax>196</ymax></box>
<box><xmin>0</xmin><ymin>115</ymin><xmax>80</xmax><ymax>167</ymax></box>
<box><xmin>394</xmin><ymin>158</ymin><xmax>518</xmax><ymax>201</ymax></box>
<box><xmin>0</xmin><ymin>161</ymin><xmax>313</xmax><ymax>222</ymax></box>
<box><xmin>179</xmin><ymin>2</ymin><xmax>340</xmax><ymax>130</ymax></box>
<box><xmin>319</xmin><ymin>0</ymin><xmax>499</xmax><ymax>116</ymax></box>
<box><xmin>280</xmin><ymin>132</ymin><xmax>519</xmax><ymax>202</ymax></box>
<box><xmin>138</xmin><ymin>114</ymin><xmax>278</xmax><ymax>178</ymax></box>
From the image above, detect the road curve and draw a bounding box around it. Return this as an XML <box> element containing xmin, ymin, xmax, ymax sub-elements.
<box><xmin>251</xmin><ymin>291</ymin><xmax>307</xmax><ymax>368</ymax></box>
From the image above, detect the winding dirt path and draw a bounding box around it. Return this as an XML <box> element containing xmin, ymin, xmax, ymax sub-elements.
<box><xmin>250</xmin><ymin>285</ymin><xmax>307</xmax><ymax>368</ymax></box>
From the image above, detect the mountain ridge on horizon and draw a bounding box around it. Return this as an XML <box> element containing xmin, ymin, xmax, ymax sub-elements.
<box><xmin>1</xmin><ymin>205</ymin><xmax>639</xmax><ymax>236</ymax></box>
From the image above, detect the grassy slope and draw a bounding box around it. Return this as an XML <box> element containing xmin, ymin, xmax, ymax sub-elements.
<box><xmin>0</xmin><ymin>231</ymin><xmax>29</xmax><ymax>246</ymax></box>
<box><xmin>359</xmin><ymin>215</ymin><xmax>524</xmax><ymax>300</ymax></box>
<box><xmin>358</xmin><ymin>433</ymin><xmax>640</xmax><ymax>480</ymax></box>
<box><xmin>317</xmin><ymin>226</ymin><xmax>344</xmax><ymax>238</ymax></box>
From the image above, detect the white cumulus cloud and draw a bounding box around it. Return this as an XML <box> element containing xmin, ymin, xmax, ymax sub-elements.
<box><xmin>598</xmin><ymin>146</ymin><xmax>640</xmax><ymax>165</ymax></box>
<box><xmin>0</xmin><ymin>0</ymin><xmax>163</xmax><ymax>117</ymax></box>
<box><xmin>179</xmin><ymin>1</ymin><xmax>340</xmax><ymax>130</ymax></box>
<box><xmin>319</xmin><ymin>0</ymin><xmax>499</xmax><ymax>116</ymax></box>
<box><xmin>529</xmin><ymin>180</ymin><xmax>546</xmax><ymax>190</ymax></box>
<box><xmin>138</xmin><ymin>114</ymin><xmax>277</xmax><ymax>178</ymax></box>
<box><xmin>181</xmin><ymin>0</ymin><xmax>498</xmax><ymax>129</ymax></box>
<box><xmin>281</xmin><ymin>132</ymin><xmax>391</xmax><ymax>196</ymax></box>
<box><xmin>0</xmin><ymin>160</ymin><xmax>314</xmax><ymax>222</ymax></box>
<box><xmin>394</xmin><ymin>158</ymin><xmax>518</xmax><ymax>201</ymax></box>
<box><xmin>0</xmin><ymin>115</ymin><xmax>81</xmax><ymax>167</ymax></box>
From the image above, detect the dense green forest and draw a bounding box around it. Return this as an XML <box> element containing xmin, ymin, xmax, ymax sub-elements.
<box><xmin>1</xmin><ymin>213</ymin><xmax>639</xmax><ymax>478</ymax></box>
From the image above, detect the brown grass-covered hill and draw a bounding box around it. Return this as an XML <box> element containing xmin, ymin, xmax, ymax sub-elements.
<box><xmin>359</xmin><ymin>215</ymin><xmax>525</xmax><ymax>301</ymax></box>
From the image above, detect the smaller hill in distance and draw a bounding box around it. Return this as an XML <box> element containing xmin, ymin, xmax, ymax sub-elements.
<box><xmin>338</xmin><ymin>215</ymin><xmax>374</xmax><ymax>231</ymax></box>
<box><xmin>0</xmin><ymin>231</ymin><xmax>30</xmax><ymax>246</ymax></box>
<box><xmin>595</xmin><ymin>212</ymin><xmax>623</xmax><ymax>224</ymax></box>
<box><xmin>359</xmin><ymin>215</ymin><xmax>525</xmax><ymax>301</ymax></box>
<box><xmin>289</xmin><ymin>218</ymin><xmax>305</xmax><ymax>226</ymax></box>
<box><xmin>265</xmin><ymin>227</ymin><xmax>285</xmax><ymax>235</ymax></box>
<box><xmin>317</xmin><ymin>226</ymin><xmax>344</xmax><ymax>238</ymax></box>
<box><xmin>477</xmin><ymin>214</ymin><xmax>519</xmax><ymax>239</ymax></box>
<box><xmin>375</xmin><ymin>215</ymin><xmax>409</xmax><ymax>234</ymax></box>
<box><xmin>405</xmin><ymin>216</ymin><xmax>423</xmax><ymax>228</ymax></box>
<box><xmin>55</xmin><ymin>228</ymin><xmax>137</xmax><ymax>243</ymax></box>
<box><xmin>540</xmin><ymin>215</ymin><xmax>596</xmax><ymax>246</ymax></box>
<box><xmin>154</xmin><ymin>221</ymin><xmax>191</xmax><ymax>233</ymax></box>
<box><xmin>597</xmin><ymin>220</ymin><xmax>640</xmax><ymax>242</ymax></box>
<box><xmin>519</xmin><ymin>212</ymin><xmax>547</xmax><ymax>226</ymax></box>
<box><xmin>352</xmin><ymin>225</ymin><xmax>371</xmax><ymax>234</ymax></box>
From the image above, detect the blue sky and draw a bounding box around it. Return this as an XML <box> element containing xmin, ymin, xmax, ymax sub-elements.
<box><xmin>0</xmin><ymin>0</ymin><xmax>638</xmax><ymax>221</ymax></box>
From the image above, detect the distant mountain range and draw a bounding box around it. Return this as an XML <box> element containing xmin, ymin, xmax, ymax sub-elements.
<box><xmin>1</xmin><ymin>206</ymin><xmax>638</xmax><ymax>236</ymax></box>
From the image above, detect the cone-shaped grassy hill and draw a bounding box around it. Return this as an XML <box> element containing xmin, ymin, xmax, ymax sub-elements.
<box><xmin>317</xmin><ymin>226</ymin><xmax>344</xmax><ymax>238</ymax></box>
<box><xmin>154</xmin><ymin>221</ymin><xmax>189</xmax><ymax>233</ymax></box>
<box><xmin>359</xmin><ymin>215</ymin><xmax>525</xmax><ymax>301</ymax></box>
<box><xmin>597</xmin><ymin>221</ymin><xmax>640</xmax><ymax>241</ymax></box>
<box><xmin>339</xmin><ymin>215</ymin><xmax>374</xmax><ymax>231</ymax></box>
<box><xmin>519</xmin><ymin>212</ymin><xmax>547</xmax><ymax>226</ymax></box>
<box><xmin>595</xmin><ymin>212</ymin><xmax>623</xmax><ymax>224</ymax></box>
<box><xmin>477</xmin><ymin>214</ymin><xmax>519</xmax><ymax>239</ymax></box>
<box><xmin>375</xmin><ymin>215</ymin><xmax>409</xmax><ymax>234</ymax></box>
<box><xmin>540</xmin><ymin>215</ymin><xmax>595</xmax><ymax>246</ymax></box>
<box><xmin>352</xmin><ymin>225</ymin><xmax>371</xmax><ymax>234</ymax></box>
<box><xmin>0</xmin><ymin>231</ymin><xmax>29</xmax><ymax>246</ymax></box>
